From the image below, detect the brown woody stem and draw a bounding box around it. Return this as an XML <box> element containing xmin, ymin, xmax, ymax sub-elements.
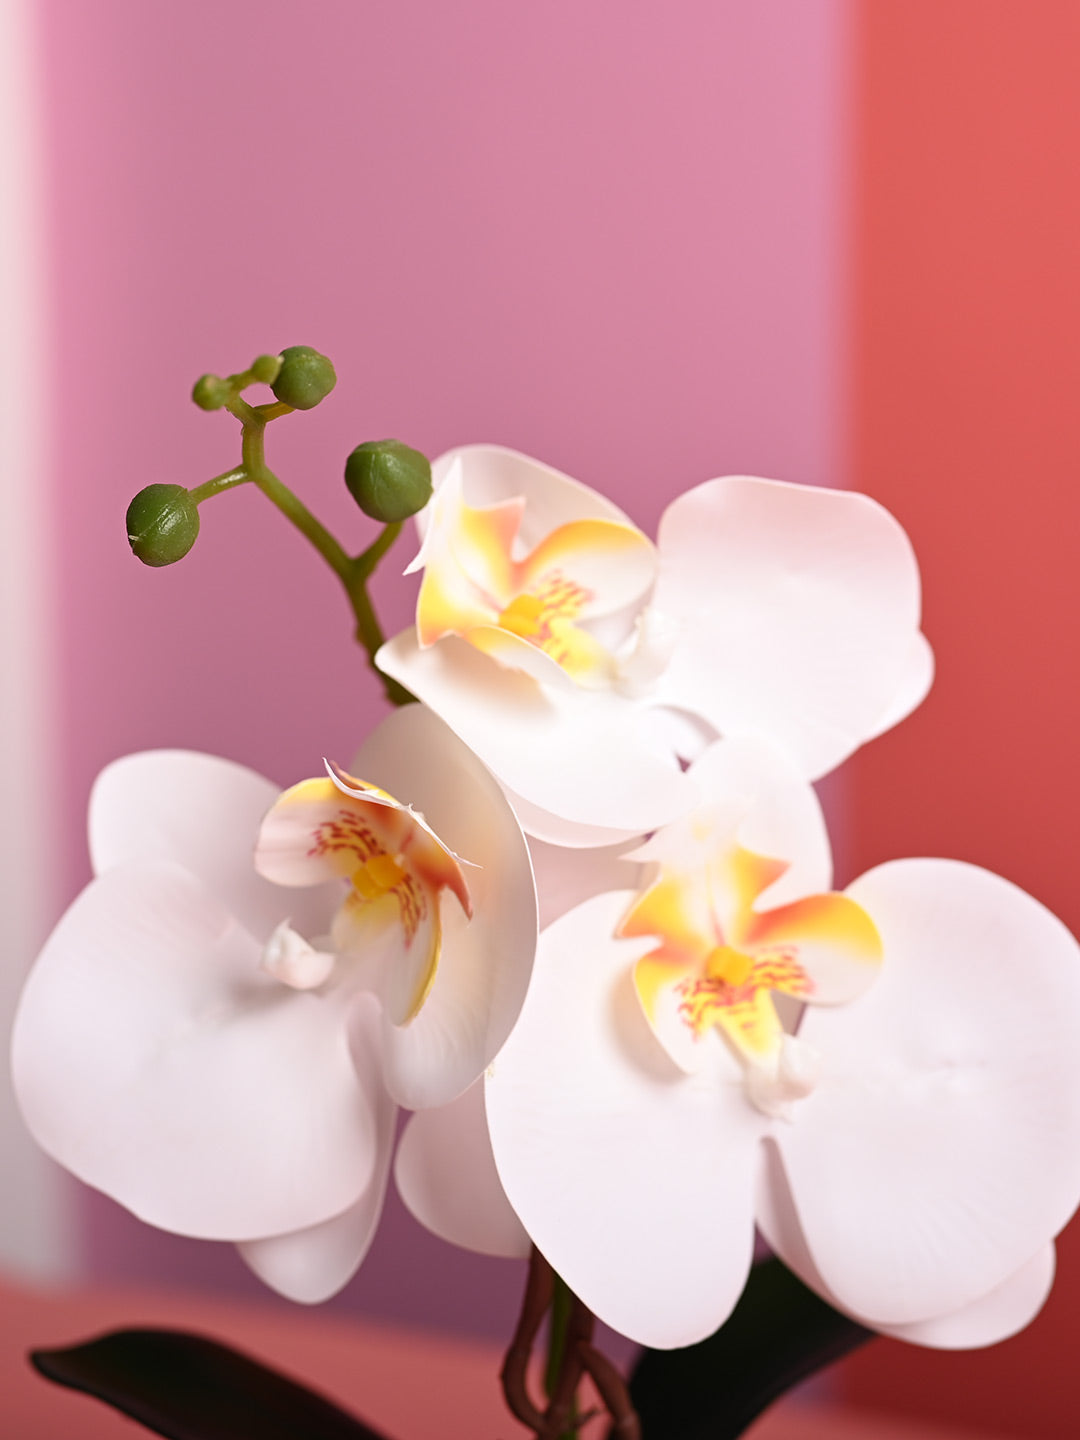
<box><xmin>502</xmin><ymin>1248</ymin><xmax>641</xmax><ymax>1440</ymax></box>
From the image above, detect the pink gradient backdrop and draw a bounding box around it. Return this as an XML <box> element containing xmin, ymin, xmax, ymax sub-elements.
<box><xmin>38</xmin><ymin>0</ymin><xmax>849</xmax><ymax>1335</ymax></box>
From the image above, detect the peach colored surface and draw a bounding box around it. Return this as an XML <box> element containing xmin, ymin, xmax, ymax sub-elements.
<box><xmin>1</xmin><ymin>1279</ymin><xmax>1004</xmax><ymax>1440</ymax></box>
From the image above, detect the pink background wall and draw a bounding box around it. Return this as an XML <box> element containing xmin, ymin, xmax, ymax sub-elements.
<box><xmin>38</xmin><ymin>0</ymin><xmax>851</xmax><ymax>1337</ymax></box>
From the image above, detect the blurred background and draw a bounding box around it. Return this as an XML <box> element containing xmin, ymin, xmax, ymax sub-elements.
<box><xmin>1</xmin><ymin>1</ymin><xmax>1077</xmax><ymax>1435</ymax></box>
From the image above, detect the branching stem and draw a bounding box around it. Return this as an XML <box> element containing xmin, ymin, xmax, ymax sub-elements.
<box><xmin>503</xmin><ymin>1249</ymin><xmax>641</xmax><ymax>1440</ymax></box>
<box><xmin>213</xmin><ymin>394</ymin><xmax>413</xmax><ymax>707</ymax></box>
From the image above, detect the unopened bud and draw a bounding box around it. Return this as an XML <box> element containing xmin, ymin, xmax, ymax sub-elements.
<box><xmin>270</xmin><ymin>345</ymin><xmax>337</xmax><ymax>410</ymax></box>
<box><xmin>192</xmin><ymin>373</ymin><xmax>231</xmax><ymax>411</ymax></box>
<box><xmin>250</xmin><ymin>353</ymin><xmax>281</xmax><ymax>385</ymax></box>
<box><xmin>344</xmin><ymin>439</ymin><xmax>433</xmax><ymax>523</ymax></box>
<box><xmin>126</xmin><ymin>484</ymin><xmax>200</xmax><ymax>567</ymax></box>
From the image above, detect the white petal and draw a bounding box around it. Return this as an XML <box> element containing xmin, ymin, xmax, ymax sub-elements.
<box><xmin>376</xmin><ymin>630</ymin><xmax>695</xmax><ymax>835</ymax></box>
<box><xmin>238</xmin><ymin>1203</ymin><xmax>383</xmax><ymax>1305</ymax></box>
<box><xmin>880</xmin><ymin>1248</ymin><xmax>1054</xmax><ymax>1348</ymax></box>
<box><xmin>502</xmin><ymin>707</ymin><xmax>716</xmax><ymax>849</ymax></box>
<box><xmin>333</xmin><ymin>886</ymin><xmax>443</xmax><ymax>1028</ymax></box>
<box><xmin>395</xmin><ymin>1080</ymin><xmax>530</xmax><ymax>1259</ymax></box>
<box><xmin>779</xmin><ymin>859</ymin><xmax>1080</xmax><ymax>1326</ymax></box>
<box><xmin>633</xmin><ymin>737</ymin><xmax>832</xmax><ymax>908</ymax></box>
<box><xmin>89</xmin><ymin>750</ymin><xmax>339</xmax><ymax>943</ymax></box>
<box><xmin>487</xmin><ymin>890</ymin><xmax>766</xmax><ymax>1349</ymax></box>
<box><xmin>416</xmin><ymin>444</ymin><xmax>639</xmax><ymax>551</ymax></box>
<box><xmin>501</xmin><ymin>784</ymin><xmax>648</xmax><ymax>849</ymax></box>
<box><xmin>528</xmin><ymin>835</ymin><xmax>644</xmax><ymax>930</ymax></box>
<box><xmin>346</xmin><ymin>704</ymin><xmax>538</xmax><ymax>1109</ymax></box>
<box><xmin>653</xmin><ymin>476</ymin><xmax>922</xmax><ymax>779</ymax></box>
<box><xmin>462</xmin><ymin>624</ymin><xmax>577</xmax><ymax>689</ymax></box>
<box><xmin>864</xmin><ymin>630</ymin><xmax>935</xmax><ymax>741</ymax></box>
<box><xmin>757</xmin><ymin>1139</ymin><xmax>1054</xmax><ymax>1347</ymax></box>
<box><xmin>239</xmin><ymin>996</ymin><xmax>397</xmax><ymax>1301</ymax></box>
<box><xmin>13</xmin><ymin>863</ymin><xmax>378</xmax><ymax>1240</ymax></box>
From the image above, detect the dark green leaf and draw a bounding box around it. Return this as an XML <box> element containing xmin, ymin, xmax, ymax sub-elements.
<box><xmin>31</xmin><ymin>1327</ymin><xmax>394</xmax><ymax>1440</ymax></box>
<box><xmin>626</xmin><ymin>1259</ymin><xmax>873</xmax><ymax>1439</ymax></box>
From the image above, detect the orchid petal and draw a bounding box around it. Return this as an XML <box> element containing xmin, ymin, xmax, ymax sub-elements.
<box><xmin>88</xmin><ymin>750</ymin><xmax>338</xmax><ymax>944</ymax></box>
<box><xmin>12</xmin><ymin>863</ymin><xmax>377</xmax><ymax>1240</ymax></box>
<box><xmin>757</xmin><ymin>1140</ymin><xmax>1055</xmax><ymax>1347</ymax></box>
<box><xmin>528</xmin><ymin>834</ymin><xmax>644</xmax><ymax>930</ymax></box>
<box><xmin>395</xmin><ymin>1080</ymin><xmax>530</xmax><ymax>1260</ymax></box>
<box><xmin>238</xmin><ymin>995</ymin><xmax>396</xmax><ymax>1302</ymax></box>
<box><xmin>515</xmin><ymin>517</ymin><xmax>656</xmax><ymax>620</ymax></box>
<box><xmin>414</xmin><ymin>464</ymin><xmax>521</xmax><ymax>640</ymax></box>
<box><xmin>740</xmin><ymin>892</ymin><xmax>882</xmax><ymax>1005</ymax></box>
<box><xmin>631</xmin><ymin>737</ymin><xmax>833</xmax><ymax>908</ymax></box>
<box><xmin>255</xmin><ymin>775</ymin><xmax>469</xmax><ymax>918</ymax></box>
<box><xmin>879</xmin><ymin>1248</ymin><xmax>1055</xmax><ymax>1348</ymax></box>
<box><xmin>326</xmin><ymin>761</ymin><xmax>472</xmax><ymax>901</ymax></box>
<box><xmin>500</xmin><ymin>784</ymin><xmax>648</xmax><ymax>850</ymax></box>
<box><xmin>865</xmin><ymin>630</ymin><xmax>935</xmax><ymax>742</ymax></box>
<box><xmin>376</xmin><ymin>630</ymin><xmax>695</xmax><ymax>836</ymax></box>
<box><xmin>411</xmin><ymin>451</ymin><xmax>655</xmax><ymax>687</ymax></box>
<box><xmin>778</xmin><ymin>859</ymin><xmax>1080</xmax><ymax>1326</ymax></box>
<box><xmin>416</xmin><ymin>444</ymin><xmax>640</xmax><ymax>549</ymax></box>
<box><xmin>696</xmin><ymin>737</ymin><xmax>833</xmax><ymax>906</ymax></box>
<box><xmin>239</xmin><ymin>1203</ymin><xmax>383</xmax><ymax>1306</ymax></box>
<box><xmin>333</xmin><ymin>887</ymin><xmax>443</xmax><ymax>1026</ymax></box>
<box><xmin>487</xmin><ymin>891</ymin><xmax>766</xmax><ymax>1349</ymax></box>
<box><xmin>346</xmin><ymin>704</ymin><xmax>537</xmax><ymax>1109</ymax></box>
<box><xmin>464</xmin><ymin>624</ymin><xmax>579</xmax><ymax>688</ymax></box>
<box><xmin>653</xmin><ymin>476</ymin><xmax>922</xmax><ymax>779</ymax></box>
<box><xmin>621</xmin><ymin>739</ymin><xmax>843</xmax><ymax>1073</ymax></box>
<box><xmin>415</xmin><ymin>456</ymin><xmax>653</xmax><ymax>662</ymax></box>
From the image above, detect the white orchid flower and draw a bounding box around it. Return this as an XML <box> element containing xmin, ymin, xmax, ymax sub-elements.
<box><xmin>400</xmin><ymin>738</ymin><xmax>1080</xmax><ymax>1353</ymax></box>
<box><xmin>12</xmin><ymin>705</ymin><xmax>536</xmax><ymax>1304</ymax></box>
<box><xmin>377</xmin><ymin>445</ymin><xmax>932</xmax><ymax>845</ymax></box>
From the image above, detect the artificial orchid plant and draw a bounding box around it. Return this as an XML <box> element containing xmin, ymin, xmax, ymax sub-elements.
<box><xmin>14</xmin><ymin>345</ymin><xmax>1080</xmax><ymax>1440</ymax></box>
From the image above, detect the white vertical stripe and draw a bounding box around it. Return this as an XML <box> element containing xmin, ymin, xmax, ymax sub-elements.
<box><xmin>0</xmin><ymin>0</ymin><xmax>75</xmax><ymax>1280</ymax></box>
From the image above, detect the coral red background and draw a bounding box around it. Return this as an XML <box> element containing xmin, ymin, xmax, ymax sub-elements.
<box><xmin>841</xmin><ymin>4</ymin><xmax>1080</xmax><ymax>1436</ymax></box>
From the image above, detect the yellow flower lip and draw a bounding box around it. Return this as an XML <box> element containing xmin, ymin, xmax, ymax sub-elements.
<box><xmin>705</xmin><ymin>945</ymin><xmax>755</xmax><ymax>990</ymax></box>
<box><xmin>351</xmin><ymin>852</ymin><xmax>408</xmax><ymax>902</ymax></box>
<box><xmin>255</xmin><ymin>763</ymin><xmax>476</xmax><ymax>1027</ymax></box>
<box><xmin>623</xmin><ymin>841</ymin><xmax>883</xmax><ymax>1082</ymax></box>
<box><xmin>499</xmin><ymin>593</ymin><xmax>546</xmax><ymax>638</ymax></box>
<box><xmin>412</xmin><ymin>464</ymin><xmax>657</xmax><ymax>687</ymax></box>
<box><xmin>326</xmin><ymin>760</ymin><xmax>473</xmax><ymax>921</ymax></box>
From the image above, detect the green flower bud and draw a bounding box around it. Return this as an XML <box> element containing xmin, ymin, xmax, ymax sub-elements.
<box><xmin>344</xmin><ymin>440</ymin><xmax>433</xmax><ymax>523</ymax></box>
<box><xmin>270</xmin><ymin>345</ymin><xmax>337</xmax><ymax>410</ymax></box>
<box><xmin>192</xmin><ymin>373</ymin><xmax>231</xmax><ymax>411</ymax></box>
<box><xmin>126</xmin><ymin>484</ymin><xmax>200</xmax><ymax>567</ymax></box>
<box><xmin>250</xmin><ymin>353</ymin><xmax>282</xmax><ymax>385</ymax></box>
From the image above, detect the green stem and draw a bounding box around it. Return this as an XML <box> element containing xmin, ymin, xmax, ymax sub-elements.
<box><xmin>355</xmin><ymin>520</ymin><xmax>403</xmax><ymax>579</ymax></box>
<box><xmin>252</xmin><ymin>400</ymin><xmax>294</xmax><ymax>422</ymax></box>
<box><xmin>224</xmin><ymin>395</ymin><xmax>413</xmax><ymax>707</ymax></box>
<box><xmin>243</xmin><ymin>441</ymin><xmax>352</xmax><ymax>584</ymax></box>
<box><xmin>544</xmin><ymin>1275</ymin><xmax>571</xmax><ymax>1399</ymax></box>
<box><xmin>189</xmin><ymin>467</ymin><xmax>248</xmax><ymax>505</ymax></box>
<box><xmin>545</xmin><ymin>1274</ymin><xmax>580</xmax><ymax>1440</ymax></box>
<box><xmin>344</xmin><ymin>563</ymin><xmax>415</xmax><ymax>707</ymax></box>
